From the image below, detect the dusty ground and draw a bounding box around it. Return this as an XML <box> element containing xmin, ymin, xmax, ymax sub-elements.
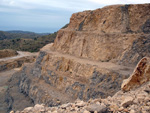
<box><xmin>0</xmin><ymin>51</ymin><xmax>37</xmax><ymax>62</ymax></box>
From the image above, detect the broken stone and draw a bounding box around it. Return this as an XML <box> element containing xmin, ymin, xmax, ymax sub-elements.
<box><xmin>75</xmin><ymin>101</ymin><xmax>86</xmax><ymax>107</ymax></box>
<box><xmin>10</xmin><ymin>111</ymin><xmax>14</xmax><ymax>113</ymax></box>
<box><xmin>23</xmin><ymin>107</ymin><xmax>33</xmax><ymax>112</ymax></box>
<box><xmin>121</xmin><ymin>96</ymin><xmax>133</xmax><ymax>108</ymax></box>
<box><xmin>61</xmin><ymin>103</ymin><xmax>71</xmax><ymax>109</ymax></box>
<box><xmin>86</xmin><ymin>104</ymin><xmax>107</xmax><ymax>113</ymax></box>
<box><xmin>83</xmin><ymin>110</ymin><xmax>90</xmax><ymax>113</ymax></box>
<box><xmin>122</xmin><ymin>57</ymin><xmax>150</xmax><ymax>92</ymax></box>
<box><xmin>33</xmin><ymin>104</ymin><xmax>45</xmax><ymax>111</ymax></box>
<box><xmin>130</xmin><ymin>109</ymin><xmax>136</xmax><ymax>113</ymax></box>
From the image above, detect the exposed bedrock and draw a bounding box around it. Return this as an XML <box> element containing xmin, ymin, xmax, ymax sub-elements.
<box><xmin>6</xmin><ymin>3</ymin><xmax>150</xmax><ymax>111</ymax></box>
<box><xmin>52</xmin><ymin>4</ymin><xmax>150</xmax><ymax>66</ymax></box>
<box><xmin>18</xmin><ymin>50</ymin><xmax>133</xmax><ymax>107</ymax></box>
<box><xmin>122</xmin><ymin>57</ymin><xmax>150</xmax><ymax>91</ymax></box>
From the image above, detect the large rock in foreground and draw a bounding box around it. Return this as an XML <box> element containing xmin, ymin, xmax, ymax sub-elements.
<box><xmin>122</xmin><ymin>57</ymin><xmax>150</xmax><ymax>91</ymax></box>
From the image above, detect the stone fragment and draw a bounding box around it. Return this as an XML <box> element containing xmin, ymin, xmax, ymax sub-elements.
<box><xmin>10</xmin><ymin>111</ymin><xmax>14</xmax><ymax>113</ymax></box>
<box><xmin>61</xmin><ymin>103</ymin><xmax>71</xmax><ymax>109</ymax></box>
<box><xmin>23</xmin><ymin>107</ymin><xmax>33</xmax><ymax>112</ymax></box>
<box><xmin>122</xmin><ymin>57</ymin><xmax>150</xmax><ymax>92</ymax></box>
<box><xmin>83</xmin><ymin>110</ymin><xmax>90</xmax><ymax>113</ymax></box>
<box><xmin>76</xmin><ymin>101</ymin><xmax>86</xmax><ymax>107</ymax></box>
<box><xmin>121</xmin><ymin>96</ymin><xmax>133</xmax><ymax>108</ymax></box>
<box><xmin>86</xmin><ymin>104</ymin><xmax>107</xmax><ymax>113</ymax></box>
<box><xmin>123</xmin><ymin>108</ymin><xmax>129</xmax><ymax>112</ymax></box>
<box><xmin>33</xmin><ymin>104</ymin><xmax>45</xmax><ymax>111</ymax></box>
<box><xmin>129</xmin><ymin>109</ymin><xmax>136</xmax><ymax>113</ymax></box>
<box><xmin>52</xmin><ymin>111</ymin><xmax>58</xmax><ymax>113</ymax></box>
<box><xmin>109</xmin><ymin>104</ymin><xmax>119</xmax><ymax>111</ymax></box>
<box><xmin>142</xmin><ymin>106</ymin><xmax>150</xmax><ymax>111</ymax></box>
<box><xmin>51</xmin><ymin>107</ymin><xmax>57</xmax><ymax>112</ymax></box>
<box><xmin>118</xmin><ymin>107</ymin><xmax>124</xmax><ymax>111</ymax></box>
<box><xmin>137</xmin><ymin>94</ymin><xmax>145</xmax><ymax>102</ymax></box>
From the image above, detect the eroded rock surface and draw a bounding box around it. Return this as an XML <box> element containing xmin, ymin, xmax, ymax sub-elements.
<box><xmin>13</xmin><ymin>80</ymin><xmax>150</xmax><ymax>113</ymax></box>
<box><xmin>122</xmin><ymin>57</ymin><xmax>150</xmax><ymax>91</ymax></box>
<box><xmin>52</xmin><ymin>4</ymin><xmax>150</xmax><ymax>66</ymax></box>
<box><xmin>13</xmin><ymin>57</ymin><xmax>150</xmax><ymax>113</ymax></box>
<box><xmin>6</xmin><ymin>3</ymin><xmax>150</xmax><ymax>113</ymax></box>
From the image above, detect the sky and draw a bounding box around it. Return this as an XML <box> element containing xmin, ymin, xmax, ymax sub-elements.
<box><xmin>0</xmin><ymin>0</ymin><xmax>150</xmax><ymax>33</ymax></box>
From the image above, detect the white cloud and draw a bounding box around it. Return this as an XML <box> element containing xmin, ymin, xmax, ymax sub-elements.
<box><xmin>88</xmin><ymin>0</ymin><xmax>127</xmax><ymax>5</ymax></box>
<box><xmin>1</xmin><ymin>0</ymin><xmax>150</xmax><ymax>11</ymax></box>
<box><xmin>126</xmin><ymin>0</ymin><xmax>150</xmax><ymax>4</ymax></box>
<box><xmin>0</xmin><ymin>0</ymin><xmax>150</xmax><ymax>33</ymax></box>
<box><xmin>0</xmin><ymin>0</ymin><xmax>94</xmax><ymax>11</ymax></box>
<box><xmin>88</xmin><ymin>0</ymin><xmax>150</xmax><ymax>5</ymax></box>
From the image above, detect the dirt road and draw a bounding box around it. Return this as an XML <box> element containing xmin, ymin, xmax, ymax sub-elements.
<box><xmin>42</xmin><ymin>44</ymin><xmax>134</xmax><ymax>76</ymax></box>
<box><xmin>0</xmin><ymin>51</ymin><xmax>37</xmax><ymax>62</ymax></box>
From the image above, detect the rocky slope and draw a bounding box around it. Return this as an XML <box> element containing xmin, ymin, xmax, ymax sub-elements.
<box><xmin>0</xmin><ymin>51</ymin><xmax>37</xmax><ymax>113</ymax></box>
<box><xmin>6</xmin><ymin>3</ymin><xmax>150</xmax><ymax>112</ymax></box>
<box><xmin>11</xmin><ymin>57</ymin><xmax>150</xmax><ymax>113</ymax></box>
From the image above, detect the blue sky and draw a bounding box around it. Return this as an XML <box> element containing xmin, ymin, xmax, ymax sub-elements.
<box><xmin>0</xmin><ymin>0</ymin><xmax>150</xmax><ymax>33</ymax></box>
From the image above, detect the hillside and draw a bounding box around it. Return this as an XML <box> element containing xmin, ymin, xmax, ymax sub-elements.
<box><xmin>0</xmin><ymin>32</ymin><xmax>56</xmax><ymax>52</ymax></box>
<box><xmin>1</xmin><ymin>3</ymin><xmax>150</xmax><ymax>113</ymax></box>
<box><xmin>0</xmin><ymin>49</ymin><xmax>18</xmax><ymax>59</ymax></box>
<box><xmin>0</xmin><ymin>30</ymin><xmax>49</xmax><ymax>40</ymax></box>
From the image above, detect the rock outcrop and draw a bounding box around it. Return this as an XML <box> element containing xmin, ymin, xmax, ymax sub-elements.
<box><xmin>122</xmin><ymin>57</ymin><xmax>150</xmax><ymax>91</ymax></box>
<box><xmin>52</xmin><ymin>4</ymin><xmax>150</xmax><ymax>66</ymax></box>
<box><xmin>12</xmin><ymin>75</ymin><xmax>150</xmax><ymax>113</ymax></box>
<box><xmin>12</xmin><ymin>57</ymin><xmax>150</xmax><ymax>113</ymax></box>
<box><xmin>6</xmin><ymin>3</ymin><xmax>150</xmax><ymax>112</ymax></box>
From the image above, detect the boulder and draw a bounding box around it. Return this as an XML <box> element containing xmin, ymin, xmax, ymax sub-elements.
<box><xmin>86</xmin><ymin>104</ymin><xmax>107</xmax><ymax>113</ymax></box>
<box><xmin>121</xmin><ymin>96</ymin><xmax>133</xmax><ymax>108</ymax></box>
<box><xmin>122</xmin><ymin>57</ymin><xmax>150</xmax><ymax>91</ymax></box>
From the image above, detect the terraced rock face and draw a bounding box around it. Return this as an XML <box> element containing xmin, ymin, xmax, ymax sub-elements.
<box><xmin>52</xmin><ymin>4</ymin><xmax>150</xmax><ymax>66</ymax></box>
<box><xmin>16</xmin><ymin>46</ymin><xmax>133</xmax><ymax>108</ymax></box>
<box><xmin>6</xmin><ymin>3</ymin><xmax>150</xmax><ymax>112</ymax></box>
<box><xmin>12</xmin><ymin>57</ymin><xmax>150</xmax><ymax>113</ymax></box>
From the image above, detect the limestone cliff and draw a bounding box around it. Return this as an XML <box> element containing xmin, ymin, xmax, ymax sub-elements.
<box><xmin>52</xmin><ymin>4</ymin><xmax>150</xmax><ymax>66</ymax></box>
<box><xmin>6</xmin><ymin>3</ymin><xmax>150</xmax><ymax>112</ymax></box>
